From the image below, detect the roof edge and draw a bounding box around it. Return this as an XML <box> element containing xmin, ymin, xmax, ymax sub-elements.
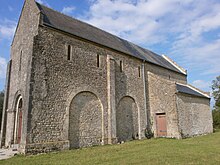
<box><xmin>11</xmin><ymin>0</ymin><xmax>41</xmax><ymax>47</ymax></box>
<box><xmin>162</xmin><ymin>55</ymin><xmax>187</xmax><ymax>75</ymax></box>
<box><xmin>40</xmin><ymin>23</ymin><xmax>187</xmax><ymax>76</ymax></box>
<box><xmin>176</xmin><ymin>82</ymin><xmax>210</xmax><ymax>98</ymax></box>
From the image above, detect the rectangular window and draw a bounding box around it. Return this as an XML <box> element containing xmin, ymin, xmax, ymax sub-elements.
<box><xmin>67</xmin><ymin>45</ymin><xmax>71</xmax><ymax>60</ymax></box>
<box><xmin>19</xmin><ymin>51</ymin><xmax>22</xmax><ymax>71</ymax></box>
<box><xmin>97</xmin><ymin>54</ymin><xmax>100</xmax><ymax>67</ymax></box>
<box><xmin>120</xmin><ymin>60</ymin><xmax>123</xmax><ymax>72</ymax></box>
<box><xmin>138</xmin><ymin>66</ymin><xmax>141</xmax><ymax>77</ymax></box>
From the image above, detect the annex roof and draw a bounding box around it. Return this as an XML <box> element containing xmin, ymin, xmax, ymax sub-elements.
<box><xmin>36</xmin><ymin>2</ymin><xmax>185</xmax><ymax>74</ymax></box>
<box><xmin>176</xmin><ymin>83</ymin><xmax>210</xmax><ymax>98</ymax></box>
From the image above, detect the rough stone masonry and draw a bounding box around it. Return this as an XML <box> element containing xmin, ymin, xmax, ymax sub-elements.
<box><xmin>0</xmin><ymin>0</ymin><xmax>213</xmax><ymax>154</ymax></box>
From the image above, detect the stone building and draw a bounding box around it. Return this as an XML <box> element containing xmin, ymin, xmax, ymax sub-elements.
<box><xmin>0</xmin><ymin>0</ymin><xmax>213</xmax><ymax>153</ymax></box>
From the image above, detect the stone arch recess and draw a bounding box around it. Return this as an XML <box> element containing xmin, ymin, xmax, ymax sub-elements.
<box><xmin>68</xmin><ymin>91</ymin><xmax>103</xmax><ymax>149</ymax></box>
<box><xmin>116</xmin><ymin>96</ymin><xmax>139</xmax><ymax>142</ymax></box>
<box><xmin>13</xmin><ymin>95</ymin><xmax>23</xmax><ymax>144</ymax></box>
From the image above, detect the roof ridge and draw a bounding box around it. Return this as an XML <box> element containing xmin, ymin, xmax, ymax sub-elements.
<box><xmin>35</xmin><ymin>2</ymin><xmax>161</xmax><ymax>58</ymax></box>
<box><xmin>36</xmin><ymin>2</ymin><xmax>130</xmax><ymax>45</ymax></box>
<box><xmin>35</xmin><ymin>2</ymin><xmax>185</xmax><ymax>74</ymax></box>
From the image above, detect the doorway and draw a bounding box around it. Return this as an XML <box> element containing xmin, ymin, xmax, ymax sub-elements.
<box><xmin>156</xmin><ymin>113</ymin><xmax>167</xmax><ymax>137</ymax></box>
<box><xmin>14</xmin><ymin>97</ymin><xmax>23</xmax><ymax>144</ymax></box>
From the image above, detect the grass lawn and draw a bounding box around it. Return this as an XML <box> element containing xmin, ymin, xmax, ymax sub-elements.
<box><xmin>1</xmin><ymin>130</ymin><xmax>220</xmax><ymax>165</ymax></box>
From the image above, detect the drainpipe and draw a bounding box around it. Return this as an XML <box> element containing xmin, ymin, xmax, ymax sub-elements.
<box><xmin>142</xmin><ymin>61</ymin><xmax>148</xmax><ymax>129</ymax></box>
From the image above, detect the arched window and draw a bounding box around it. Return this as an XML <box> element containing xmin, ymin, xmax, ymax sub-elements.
<box><xmin>13</xmin><ymin>96</ymin><xmax>23</xmax><ymax>144</ymax></box>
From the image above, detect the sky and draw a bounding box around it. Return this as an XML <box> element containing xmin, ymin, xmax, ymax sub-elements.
<box><xmin>0</xmin><ymin>0</ymin><xmax>220</xmax><ymax>105</ymax></box>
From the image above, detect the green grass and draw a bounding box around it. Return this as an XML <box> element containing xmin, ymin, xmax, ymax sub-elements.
<box><xmin>1</xmin><ymin>130</ymin><xmax>220</xmax><ymax>165</ymax></box>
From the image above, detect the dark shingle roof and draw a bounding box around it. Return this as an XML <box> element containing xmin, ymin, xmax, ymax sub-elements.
<box><xmin>36</xmin><ymin>2</ymin><xmax>183</xmax><ymax>74</ymax></box>
<box><xmin>176</xmin><ymin>84</ymin><xmax>209</xmax><ymax>98</ymax></box>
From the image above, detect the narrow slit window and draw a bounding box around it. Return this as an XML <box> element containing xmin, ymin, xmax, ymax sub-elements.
<box><xmin>120</xmin><ymin>60</ymin><xmax>123</xmax><ymax>72</ymax></box>
<box><xmin>138</xmin><ymin>66</ymin><xmax>141</xmax><ymax>77</ymax></box>
<box><xmin>19</xmin><ymin>51</ymin><xmax>22</xmax><ymax>71</ymax></box>
<box><xmin>97</xmin><ymin>54</ymin><xmax>100</xmax><ymax>67</ymax></box>
<box><xmin>67</xmin><ymin>45</ymin><xmax>71</xmax><ymax>60</ymax></box>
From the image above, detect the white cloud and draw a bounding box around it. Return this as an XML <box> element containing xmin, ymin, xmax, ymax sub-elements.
<box><xmin>0</xmin><ymin>57</ymin><xmax>7</xmax><ymax>79</ymax></box>
<box><xmin>62</xmin><ymin>6</ymin><xmax>76</xmax><ymax>15</ymax></box>
<box><xmin>79</xmin><ymin>0</ymin><xmax>220</xmax><ymax>77</ymax></box>
<box><xmin>192</xmin><ymin>80</ymin><xmax>211</xmax><ymax>91</ymax></box>
<box><xmin>36</xmin><ymin>0</ymin><xmax>50</xmax><ymax>7</ymax></box>
<box><xmin>0</xmin><ymin>19</ymin><xmax>16</xmax><ymax>39</ymax></box>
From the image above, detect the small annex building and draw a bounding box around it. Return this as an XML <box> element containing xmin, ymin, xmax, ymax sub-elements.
<box><xmin>0</xmin><ymin>0</ymin><xmax>213</xmax><ymax>154</ymax></box>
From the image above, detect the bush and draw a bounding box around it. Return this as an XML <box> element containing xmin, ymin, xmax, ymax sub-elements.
<box><xmin>212</xmin><ymin>109</ymin><xmax>220</xmax><ymax>129</ymax></box>
<box><xmin>145</xmin><ymin>128</ymin><xmax>154</xmax><ymax>139</ymax></box>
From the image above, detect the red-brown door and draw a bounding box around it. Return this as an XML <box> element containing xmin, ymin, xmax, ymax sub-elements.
<box><xmin>17</xmin><ymin>110</ymin><xmax>22</xmax><ymax>144</ymax></box>
<box><xmin>156</xmin><ymin>113</ymin><xmax>167</xmax><ymax>137</ymax></box>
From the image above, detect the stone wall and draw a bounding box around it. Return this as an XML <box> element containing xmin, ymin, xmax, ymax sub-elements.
<box><xmin>69</xmin><ymin>91</ymin><xmax>103</xmax><ymax>148</ymax></box>
<box><xmin>148</xmin><ymin>72</ymin><xmax>180</xmax><ymax>138</ymax></box>
<box><xmin>27</xmin><ymin>25</ymin><xmax>149</xmax><ymax>151</ymax></box>
<box><xmin>116</xmin><ymin>96</ymin><xmax>139</xmax><ymax>142</ymax></box>
<box><xmin>24</xmin><ymin>140</ymin><xmax>69</xmax><ymax>154</ymax></box>
<box><xmin>176</xmin><ymin>94</ymin><xmax>213</xmax><ymax>137</ymax></box>
<box><xmin>1</xmin><ymin>0</ymin><xmax>201</xmax><ymax>153</ymax></box>
<box><xmin>145</xmin><ymin>63</ymin><xmax>187</xmax><ymax>84</ymax></box>
<box><xmin>1</xmin><ymin>0</ymin><xmax>40</xmax><ymax>148</ymax></box>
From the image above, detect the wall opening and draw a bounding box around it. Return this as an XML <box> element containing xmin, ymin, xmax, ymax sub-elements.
<box><xmin>120</xmin><ymin>60</ymin><xmax>123</xmax><ymax>72</ymax></box>
<box><xmin>138</xmin><ymin>66</ymin><xmax>141</xmax><ymax>77</ymax></box>
<box><xmin>156</xmin><ymin>113</ymin><xmax>167</xmax><ymax>137</ymax></box>
<box><xmin>13</xmin><ymin>96</ymin><xmax>23</xmax><ymax>144</ymax></box>
<box><xmin>67</xmin><ymin>45</ymin><xmax>71</xmax><ymax>60</ymax></box>
<box><xmin>97</xmin><ymin>54</ymin><xmax>100</xmax><ymax>67</ymax></box>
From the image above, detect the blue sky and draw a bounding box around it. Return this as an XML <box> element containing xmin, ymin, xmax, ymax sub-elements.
<box><xmin>0</xmin><ymin>0</ymin><xmax>220</xmax><ymax>103</ymax></box>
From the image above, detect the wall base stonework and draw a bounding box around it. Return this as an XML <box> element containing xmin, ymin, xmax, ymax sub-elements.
<box><xmin>24</xmin><ymin>141</ymin><xmax>69</xmax><ymax>154</ymax></box>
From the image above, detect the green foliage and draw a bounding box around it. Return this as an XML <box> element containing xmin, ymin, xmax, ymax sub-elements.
<box><xmin>145</xmin><ymin>128</ymin><xmax>154</xmax><ymax>139</ymax></box>
<box><xmin>0</xmin><ymin>90</ymin><xmax>4</xmax><ymax>127</ymax></box>
<box><xmin>212</xmin><ymin>76</ymin><xmax>220</xmax><ymax>128</ymax></box>
<box><xmin>212</xmin><ymin>109</ymin><xmax>220</xmax><ymax>129</ymax></box>
<box><xmin>212</xmin><ymin>75</ymin><xmax>220</xmax><ymax>109</ymax></box>
<box><xmin>1</xmin><ymin>131</ymin><xmax>220</xmax><ymax>165</ymax></box>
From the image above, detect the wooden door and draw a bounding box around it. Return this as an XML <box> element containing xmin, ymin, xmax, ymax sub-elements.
<box><xmin>156</xmin><ymin>113</ymin><xmax>167</xmax><ymax>137</ymax></box>
<box><xmin>17</xmin><ymin>110</ymin><xmax>22</xmax><ymax>144</ymax></box>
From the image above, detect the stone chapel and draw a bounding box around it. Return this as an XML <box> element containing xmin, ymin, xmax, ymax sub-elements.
<box><xmin>0</xmin><ymin>0</ymin><xmax>213</xmax><ymax>153</ymax></box>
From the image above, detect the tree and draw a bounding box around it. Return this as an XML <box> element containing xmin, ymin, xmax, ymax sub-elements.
<box><xmin>212</xmin><ymin>76</ymin><xmax>220</xmax><ymax>129</ymax></box>
<box><xmin>0</xmin><ymin>91</ymin><xmax>4</xmax><ymax>127</ymax></box>
<box><xmin>212</xmin><ymin>76</ymin><xmax>220</xmax><ymax>109</ymax></box>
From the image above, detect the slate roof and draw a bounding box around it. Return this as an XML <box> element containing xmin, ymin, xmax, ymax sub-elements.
<box><xmin>176</xmin><ymin>84</ymin><xmax>209</xmax><ymax>98</ymax></box>
<box><xmin>36</xmin><ymin>2</ymin><xmax>184</xmax><ymax>74</ymax></box>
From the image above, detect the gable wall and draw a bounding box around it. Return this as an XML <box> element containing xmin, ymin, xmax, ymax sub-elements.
<box><xmin>176</xmin><ymin>94</ymin><xmax>213</xmax><ymax>137</ymax></box>
<box><xmin>145</xmin><ymin>62</ymin><xmax>187</xmax><ymax>84</ymax></box>
<box><xmin>3</xmin><ymin>0</ymin><xmax>40</xmax><ymax>149</ymax></box>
